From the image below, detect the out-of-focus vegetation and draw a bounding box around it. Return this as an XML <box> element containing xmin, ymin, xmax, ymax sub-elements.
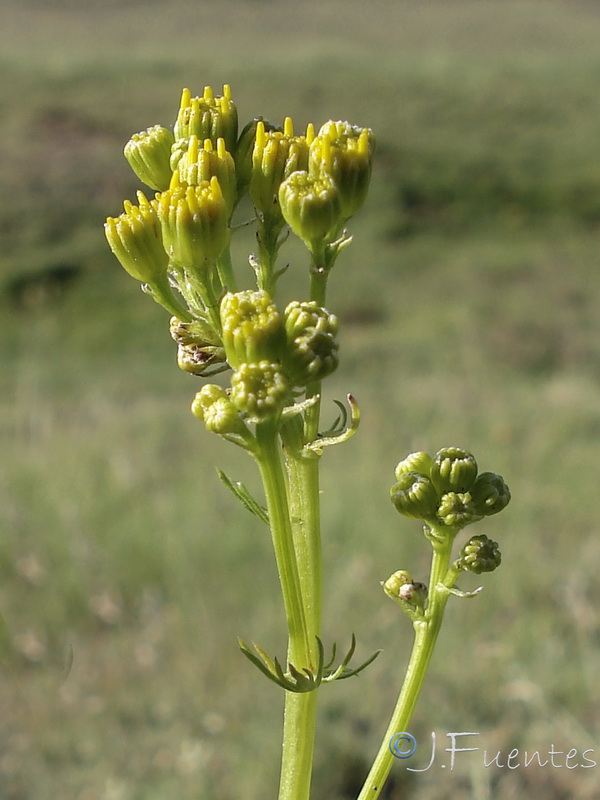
<box><xmin>2</xmin><ymin>1</ymin><xmax>600</xmax><ymax>798</ymax></box>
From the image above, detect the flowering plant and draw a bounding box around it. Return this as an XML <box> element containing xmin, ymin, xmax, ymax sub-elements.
<box><xmin>105</xmin><ymin>84</ymin><xmax>510</xmax><ymax>800</ymax></box>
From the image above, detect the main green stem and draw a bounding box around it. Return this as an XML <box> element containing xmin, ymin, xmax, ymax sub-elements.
<box><xmin>356</xmin><ymin>533</ymin><xmax>455</xmax><ymax>800</ymax></box>
<box><xmin>254</xmin><ymin>421</ymin><xmax>311</xmax><ymax>665</ymax></box>
<box><xmin>255</xmin><ymin>419</ymin><xmax>322</xmax><ymax>800</ymax></box>
<box><xmin>258</xmin><ymin>241</ymin><xmax>335</xmax><ymax>800</ymax></box>
<box><xmin>277</xmin><ymin>440</ymin><xmax>324</xmax><ymax>800</ymax></box>
<box><xmin>276</xmin><ymin>244</ymin><xmax>333</xmax><ymax>800</ymax></box>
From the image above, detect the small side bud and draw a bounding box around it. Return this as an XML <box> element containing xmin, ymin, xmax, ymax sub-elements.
<box><xmin>278</xmin><ymin>171</ymin><xmax>342</xmax><ymax>247</ymax></box>
<box><xmin>220</xmin><ymin>290</ymin><xmax>285</xmax><ymax>369</ymax></box>
<box><xmin>430</xmin><ymin>447</ymin><xmax>478</xmax><ymax>494</ymax></box>
<box><xmin>282</xmin><ymin>300</ymin><xmax>339</xmax><ymax>386</ymax></box>
<box><xmin>124</xmin><ymin>125</ymin><xmax>175</xmax><ymax>191</ymax></box>
<box><xmin>191</xmin><ymin>384</ymin><xmax>227</xmax><ymax>419</ymax></box>
<box><xmin>230</xmin><ymin>361</ymin><xmax>289</xmax><ymax>419</ymax></box>
<box><xmin>394</xmin><ymin>451</ymin><xmax>434</xmax><ymax>482</ymax></box>
<box><xmin>470</xmin><ymin>472</ymin><xmax>511</xmax><ymax>517</ymax></box>
<box><xmin>390</xmin><ymin>472</ymin><xmax>439</xmax><ymax>521</ymax></box>
<box><xmin>383</xmin><ymin>570</ymin><xmax>428</xmax><ymax>612</ymax></box>
<box><xmin>191</xmin><ymin>384</ymin><xmax>246</xmax><ymax>435</ymax></box>
<box><xmin>436</xmin><ymin>492</ymin><xmax>481</xmax><ymax>529</ymax></box>
<box><xmin>382</xmin><ymin>569</ymin><xmax>414</xmax><ymax>600</ymax></box>
<box><xmin>457</xmin><ymin>534</ymin><xmax>502</xmax><ymax>574</ymax></box>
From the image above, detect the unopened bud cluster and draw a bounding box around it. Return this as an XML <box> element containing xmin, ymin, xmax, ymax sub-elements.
<box><xmin>105</xmin><ymin>83</ymin><xmax>374</xmax><ymax>429</ymax></box>
<box><xmin>216</xmin><ymin>290</ymin><xmax>339</xmax><ymax>421</ymax></box>
<box><xmin>390</xmin><ymin>447</ymin><xmax>510</xmax><ymax>531</ymax></box>
<box><xmin>456</xmin><ymin>535</ymin><xmax>502</xmax><ymax>574</ymax></box>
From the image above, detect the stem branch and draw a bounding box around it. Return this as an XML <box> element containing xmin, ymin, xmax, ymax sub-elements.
<box><xmin>357</xmin><ymin>533</ymin><xmax>455</xmax><ymax>800</ymax></box>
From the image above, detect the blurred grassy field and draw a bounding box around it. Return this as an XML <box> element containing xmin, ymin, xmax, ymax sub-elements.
<box><xmin>2</xmin><ymin>0</ymin><xmax>600</xmax><ymax>798</ymax></box>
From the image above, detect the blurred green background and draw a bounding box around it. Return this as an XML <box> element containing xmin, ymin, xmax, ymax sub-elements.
<box><xmin>2</xmin><ymin>0</ymin><xmax>600</xmax><ymax>798</ymax></box>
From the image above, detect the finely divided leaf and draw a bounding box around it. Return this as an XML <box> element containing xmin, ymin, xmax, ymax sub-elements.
<box><xmin>217</xmin><ymin>469</ymin><xmax>269</xmax><ymax>525</ymax></box>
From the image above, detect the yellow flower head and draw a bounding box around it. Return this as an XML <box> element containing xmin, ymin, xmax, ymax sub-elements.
<box><xmin>250</xmin><ymin>118</ymin><xmax>315</xmax><ymax>218</ymax></box>
<box><xmin>174</xmin><ymin>85</ymin><xmax>238</xmax><ymax>154</ymax></box>
<box><xmin>157</xmin><ymin>176</ymin><xmax>228</xmax><ymax>273</ymax></box>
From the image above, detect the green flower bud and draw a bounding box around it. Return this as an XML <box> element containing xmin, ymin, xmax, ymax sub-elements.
<box><xmin>230</xmin><ymin>361</ymin><xmax>289</xmax><ymax>419</ymax></box>
<box><xmin>191</xmin><ymin>383</ymin><xmax>227</xmax><ymax>418</ymax></box>
<box><xmin>124</xmin><ymin>125</ymin><xmax>175</xmax><ymax>191</ymax></box>
<box><xmin>394</xmin><ymin>451</ymin><xmax>434</xmax><ymax>482</ymax></box>
<box><xmin>105</xmin><ymin>192</ymin><xmax>190</xmax><ymax>320</ymax></box>
<box><xmin>157</xmin><ymin>176</ymin><xmax>228</xmax><ymax>273</ymax></box>
<box><xmin>105</xmin><ymin>191</ymin><xmax>167</xmax><ymax>283</ymax></box>
<box><xmin>390</xmin><ymin>471</ymin><xmax>439</xmax><ymax>521</ymax></box>
<box><xmin>191</xmin><ymin>384</ymin><xmax>246</xmax><ymax>435</ymax></box>
<box><xmin>309</xmin><ymin>121</ymin><xmax>375</xmax><ymax>220</ymax></box>
<box><xmin>282</xmin><ymin>300</ymin><xmax>339</xmax><ymax>386</ymax></box>
<box><xmin>383</xmin><ymin>570</ymin><xmax>427</xmax><ymax>611</ymax></box>
<box><xmin>250</xmin><ymin>118</ymin><xmax>313</xmax><ymax>218</ymax></box>
<box><xmin>173</xmin><ymin>85</ymin><xmax>238</xmax><ymax>154</ymax></box>
<box><xmin>430</xmin><ymin>447</ymin><xmax>478</xmax><ymax>494</ymax></box>
<box><xmin>278</xmin><ymin>171</ymin><xmax>342</xmax><ymax>247</ymax></box>
<box><xmin>457</xmin><ymin>534</ymin><xmax>502</xmax><ymax>574</ymax></box>
<box><xmin>470</xmin><ymin>472</ymin><xmax>511</xmax><ymax>517</ymax></box>
<box><xmin>204</xmin><ymin>397</ymin><xmax>245</xmax><ymax>434</ymax></box>
<box><xmin>177</xmin><ymin>136</ymin><xmax>237</xmax><ymax>217</ymax></box>
<box><xmin>436</xmin><ymin>492</ymin><xmax>481</xmax><ymax>529</ymax></box>
<box><xmin>220</xmin><ymin>290</ymin><xmax>285</xmax><ymax>370</ymax></box>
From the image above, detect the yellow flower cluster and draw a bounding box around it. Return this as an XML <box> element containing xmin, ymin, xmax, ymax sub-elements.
<box><xmin>105</xmin><ymin>83</ymin><xmax>374</xmax><ymax>425</ymax></box>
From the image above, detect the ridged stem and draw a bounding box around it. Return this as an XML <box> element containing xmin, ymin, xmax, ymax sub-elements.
<box><xmin>254</xmin><ymin>420</ymin><xmax>311</xmax><ymax>665</ymax></box>
<box><xmin>254</xmin><ymin>418</ymin><xmax>321</xmax><ymax>800</ymax></box>
<box><xmin>356</xmin><ymin>530</ymin><xmax>455</xmax><ymax>800</ymax></box>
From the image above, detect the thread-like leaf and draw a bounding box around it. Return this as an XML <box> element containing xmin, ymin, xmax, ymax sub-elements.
<box><xmin>217</xmin><ymin>469</ymin><xmax>269</xmax><ymax>525</ymax></box>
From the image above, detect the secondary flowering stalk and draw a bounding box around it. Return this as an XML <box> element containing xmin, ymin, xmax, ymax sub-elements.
<box><xmin>105</xmin><ymin>84</ymin><xmax>510</xmax><ymax>800</ymax></box>
<box><xmin>358</xmin><ymin>449</ymin><xmax>510</xmax><ymax>800</ymax></box>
